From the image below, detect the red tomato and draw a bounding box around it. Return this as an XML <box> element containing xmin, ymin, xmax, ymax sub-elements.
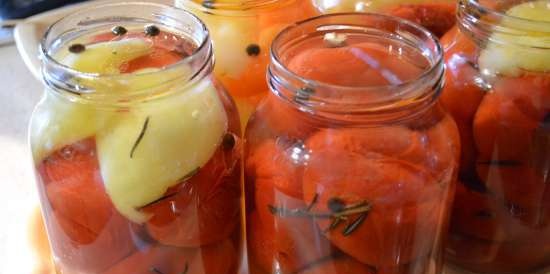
<box><xmin>143</xmin><ymin>148</ymin><xmax>241</xmax><ymax>247</ymax></box>
<box><xmin>247</xmin><ymin>93</ymin><xmax>318</xmax><ymax>141</ymax></box>
<box><xmin>103</xmin><ymin>244</ymin><xmax>194</xmax><ymax>274</ymax></box>
<box><xmin>450</xmin><ymin>182</ymin><xmax>508</xmax><ymax>242</ymax></box>
<box><xmin>476</xmin><ymin>164</ymin><xmax>550</xmax><ymax>226</ymax></box>
<box><xmin>388</xmin><ymin>3</ymin><xmax>456</xmax><ymax>38</ymax></box>
<box><xmin>37</xmin><ymin>138</ymin><xmax>135</xmax><ymax>272</ymax></box>
<box><xmin>246</xmin><ymin>139</ymin><xmax>304</xmax><ymax>199</ymax></box>
<box><xmin>440</xmin><ymin>26</ymin><xmax>487</xmax><ymax>178</ymax></box>
<box><xmin>286</xmin><ymin>43</ymin><xmax>425</xmax><ymax>87</ymax></box>
<box><xmin>257</xmin><ymin>0</ymin><xmax>318</xmax><ymax>31</ymax></box>
<box><xmin>473</xmin><ymin>90</ymin><xmax>540</xmax><ymax>162</ymax></box>
<box><xmin>306</xmin><ymin>121</ymin><xmax>459</xmax><ymax>183</ymax></box>
<box><xmin>447</xmin><ymin>232</ymin><xmax>550</xmax><ymax>274</ymax></box>
<box><xmin>219</xmin><ymin>53</ymin><xmax>269</xmax><ymax>100</ymax></box>
<box><xmin>120</xmin><ymin>48</ymin><xmax>183</xmax><ymax>73</ymax></box>
<box><xmin>188</xmin><ymin>239</ymin><xmax>239</xmax><ymax>274</ymax></box>
<box><xmin>247</xmin><ymin>210</ymin><xmax>332</xmax><ymax>274</ymax></box>
<box><xmin>302</xmin><ymin>148</ymin><xmax>442</xmax><ymax>267</ymax></box>
<box><xmin>298</xmin><ymin>255</ymin><xmax>375</xmax><ymax>274</ymax></box>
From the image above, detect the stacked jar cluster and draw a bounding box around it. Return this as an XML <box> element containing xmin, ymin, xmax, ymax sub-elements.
<box><xmin>29</xmin><ymin>1</ymin><xmax>549</xmax><ymax>274</ymax></box>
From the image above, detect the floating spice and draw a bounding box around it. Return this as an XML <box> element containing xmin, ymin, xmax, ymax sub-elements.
<box><xmin>149</xmin><ymin>267</ymin><xmax>165</xmax><ymax>274</ymax></box>
<box><xmin>111</xmin><ymin>25</ymin><xmax>128</xmax><ymax>36</ymax></box>
<box><xmin>138</xmin><ymin>167</ymin><xmax>201</xmax><ymax>209</ymax></box>
<box><xmin>461</xmin><ymin>176</ymin><xmax>489</xmax><ymax>194</ymax></box>
<box><xmin>246</xmin><ymin>44</ymin><xmax>261</xmax><ymax>56</ymax></box>
<box><xmin>68</xmin><ymin>43</ymin><xmax>86</xmax><ymax>54</ymax></box>
<box><xmin>306</xmin><ymin>193</ymin><xmax>319</xmax><ymax>212</ymax></box>
<box><xmin>202</xmin><ymin>0</ymin><xmax>215</xmax><ymax>9</ymax></box>
<box><xmin>323</xmin><ymin>32</ymin><xmax>347</xmax><ymax>48</ymax></box>
<box><xmin>475</xmin><ymin>210</ymin><xmax>493</xmax><ymax>219</ymax></box>
<box><xmin>145</xmin><ymin>24</ymin><xmax>160</xmax><ymax>37</ymax></box>
<box><xmin>327</xmin><ymin>197</ymin><xmax>346</xmax><ymax>213</ymax></box>
<box><xmin>222</xmin><ymin>133</ymin><xmax>236</xmax><ymax>150</ymax></box>
<box><xmin>181</xmin><ymin>262</ymin><xmax>189</xmax><ymax>274</ymax></box>
<box><xmin>477</xmin><ymin>160</ymin><xmax>522</xmax><ymax>167</ymax></box>
<box><xmin>294</xmin><ymin>87</ymin><xmax>315</xmax><ymax>102</ymax></box>
<box><xmin>130</xmin><ymin>116</ymin><xmax>150</xmax><ymax>158</ymax></box>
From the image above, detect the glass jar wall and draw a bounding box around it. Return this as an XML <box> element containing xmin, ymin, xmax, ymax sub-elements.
<box><xmin>174</xmin><ymin>0</ymin><xmax>320</xmax><ymax>126</ymax></box>
<box><xmin>312</xmin><ymin>0</ymin><xmax>457</xmax><ymax>37</ymax></box>
<box><xmin>441</xmin><ymin>1</ymin><xmax>550</xmax><ymax>273</ymax></box>
<box><xmin>30</xmin><ymin>3</ymin><xmax>243</xmax><ymax>273</ymax></box>
<box><xmin>245</xmin><ymin>13</ymin><xmax>459</xmax><ymax>274</ymax></box>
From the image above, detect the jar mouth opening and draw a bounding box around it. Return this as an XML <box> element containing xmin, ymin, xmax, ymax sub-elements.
<box><xmin>464</xmin><ymin>0</ymin><xmax>550</xmax><ymax>24</ymax></box>
<box><xmin>40</xmin><ymin>2</ymin><xmax>212</xmax><ymax>100</ymax></box>
<box><xmin>459</xmin><ymin>0</ymin><xmax>550</xmax><ymax>47</ymax></box>
<box><xmin>269</xmin><ymin>13</ymin><xmax>444</xmax><ymax>114</ymax></box>
<box><xmin>176</xmin><ymin>0</ymin><xmax>292</xmax><ymax>16</ymax></box>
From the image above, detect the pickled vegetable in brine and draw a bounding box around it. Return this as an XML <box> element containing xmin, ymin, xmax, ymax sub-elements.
<box><xmin>176</xmin><ymin>0</ymin><xmax>320</xmax><ymax>127</ymax></box>
<box><xmin>246</xmin><ymin>15</ymin><xmax>459</xmax><ymax>274</ymax></box>
<box><xmin>313</xmin><ymin>0</ymin><xmax>456</xmax><ymax>37</ymax></box>
<box><xmin>32</xmin><ymin>8</ymin><xmax>243</xmax><ymax>274</ymax></box>
<box><xmin>440</xmin><ymin>1</ymin><xmax>550</xmax><ymax>273</ymax></box>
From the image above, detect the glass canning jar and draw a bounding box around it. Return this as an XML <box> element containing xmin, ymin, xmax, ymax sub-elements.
<box><xmin>30</xmin><ymin>3</ymin><xmax>243</xmax><ymax>273</ymax></box>
<box><xmin>440</xmin><ymin>0</ymin><xmax>550</xmax><ymax>273</ymax></box>
<box><xmin>245</xmin><ymin>13</ymin><xmax>460</xmax><ymax>274</ymax></box>
<box><xmin>174</xmin><ymin>0</ymin><xmax>320</xmax><ymax>126</ymax></box>
<box><xmin>312</xmin><ymin>0</ymin><xmax>457</xmax><ymax>37</ymax></box>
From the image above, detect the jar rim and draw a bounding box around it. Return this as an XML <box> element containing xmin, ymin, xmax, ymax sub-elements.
<box><xmin>462</xmin><ymin>0</ymin><xmax>550</xmax><ymax>24</ymax></box>
<box><xmin>175</xmin><ymin>0</ymin><xmax>295</xmax><ymax>16</ymax></box>
<box><xmin>458</xmin><ymin>0</ymin><xmax>550</xmax><ymax>47</ymax></box>
<box><xmin>268</xmin><ymin>13</ymin><xmax>444</xmax><ymax>116</ymax></box>
<box><xmin>40</xmin><ymin>2</ymin><xmax>213</xmax><ymax>102</ymax></box>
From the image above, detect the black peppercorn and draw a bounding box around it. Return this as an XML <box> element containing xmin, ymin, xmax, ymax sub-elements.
<box><xmin>68</xmin><ymin>44</ymin><xmax>86</xmax><ymax>54</ymax></box>
<box><xmin>222</xmin><ymin>133</ymin><xmax>236</xmax><ymax>150</ymax></box>
<box><xmin>542</xmin><ymin>112</ymin><xmax>550</xmax><ymax>127</ymax></box>
<box><xmin>294</xmin><ymin>87</ymin><xmax>315</xmax><ymax>102</ymax></box>
<box><xmin>246</xmin><ymin>44</ymin><xmax>261</xmax><ymax>56</ymax></box>
<box><xmin>327</xmin><ymin>198</ymin><xmax>346</xmax><ymax>213</ymax></box>
<box><xmin>144</xmin><ymin>24</ymin><xmax>160</xmax><ymax>37</ymax></box>
<box><xmin>111</xmin><ymin>25</ymin><xmax>128</xmax><ymax>36</ymax></box>
<box><xmin>202</xmin><ymin>0</ymin><xmax>215</xmax><ymax>9</ymax></box>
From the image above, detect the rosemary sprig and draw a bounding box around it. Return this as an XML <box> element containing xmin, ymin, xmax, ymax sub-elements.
<box><xmin>268</xmin><ymin>205</ymin><xmax>337</xmax><ymax>219</ymax></box>
<box><xmin>181</xmin><ymin>262</ymin><xmax>189</xmax><ymax>274</ymax></box>
<box><xmin>477</xmin><ymin>160</ymin><xmax>522</xmax><ymax>167</ymax></box>
<box><xmin>130</xmin><ymin>116</ymin><xmax>150</xmax><ymax>158</ymax></box>
<box><xmin>325</xmin><ymin>216</ymin><xmax>344</xmax><ymax>232</ymax></box>
<box><xmin>306</xmin><ymin>193</ymin><xmax>319</xmax><ymax>212</ymax></box>
<box><xmin>269</xmin><ymin>198</ymin><xmax>372</xmax><ymax>236</ymax></box>
<box><xmin>342</xmin><ymin>211</ymin><xmax>369</xmax><ymax>236</ymax></box>
<box><xmin>150</xmin><ymin>267</ymin><xmax>164</xmax><ymax>274</ymax></box>
<box><xmin>138</xmin><ymin>168</ymin><xmax>200</xmax><ymax>209</ymax></box>
<box><xmin>179</xmin><ymin>167</ymin><xmax>200</xmax><ymax>182</ymax></box>
<box><xmin>149</xmin><ymin>262</ymin><xmax>189</xmax><ymax>274</ymax></box>
<box><xmin>139</xmin><ymin>192</ymin><xmax>179</xmax><ymax>209</ymax></box>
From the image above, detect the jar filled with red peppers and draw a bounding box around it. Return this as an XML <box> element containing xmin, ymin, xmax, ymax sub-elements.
<box><xmin>245</xmin><ymin>13</ymin><xmax>460</xmax><ymax>274</ymax></box>
<box><xmin>30</xmin><ymin>3</ymin><xmax>243</xmax><ymax>273</ymax></box>
<box><xmin>440</xmin><ymin>0</ymin><xmax>550</xmax><ymax>273</ymax></box>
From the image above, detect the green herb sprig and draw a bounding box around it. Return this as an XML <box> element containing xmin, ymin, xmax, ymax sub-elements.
<box><xmin>269</xmin><ymin>195</ymin><xmax>372</xmax><ymax>237</ymax></box>
<box><xmin>130</xmin><ymin>116</ymin><xmax>150</xmax><ymax>158</ymax></box>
